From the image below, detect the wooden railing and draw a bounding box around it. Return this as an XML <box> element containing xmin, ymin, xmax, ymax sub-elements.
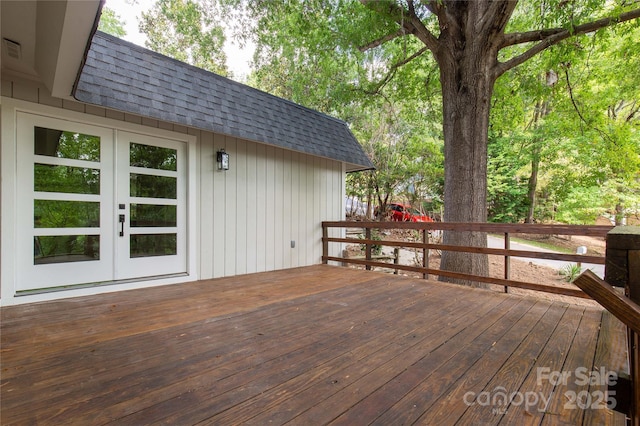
<box><xmin>322</xmin><ymin>221</ymin><xmax>613</xmax><ymax>299</ymax></box>
<box><xmin>574</xmin><ymin>270</ymin><xmax>640</xmax><ymax>335</ymax></box>
<box><xmin>598</xmin><ymin>226</ymin><xmax>640</xmax><ymax>426</ymax></box>
<box><xmin>323</xmin><ymin>221</ymin><xmax>638</xmax><ymax>423</ymax></box>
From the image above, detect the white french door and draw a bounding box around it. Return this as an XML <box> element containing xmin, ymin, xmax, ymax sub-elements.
<box><xmin>115</xmin><ymin>131</ymin><xmax>186</xmax><ymax>280</ymax></box>
<box><xmin>16</xmin><ymin>113</ymin><xmax>187</xmax><ymax>292</ymax></box>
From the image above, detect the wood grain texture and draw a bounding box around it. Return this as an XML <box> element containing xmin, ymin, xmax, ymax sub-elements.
<box><xmin>574</xmin><ymin>270</ymin><xmax>640</xmax><ymax>334</ymax></box>
<box><xmin>0</xmin><ymin>266</ymin><xmax>627</xmax><ymax>425</ymax></box>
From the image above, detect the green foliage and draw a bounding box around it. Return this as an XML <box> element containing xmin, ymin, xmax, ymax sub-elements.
<box><xmin>556</xmin><ymin>186</ymin><xmax>609</xmax><ymax>224</ymax></box>
<box><xmin>139</xmin><ymin>0</ymin><xmax>229</xmax><ymax>76</ymax></box>
<box><xmin>153</xmin><ymin>0</ymin><xmax>640</xmax><ymax>226</ymax></box>
<box><xmin>224</xmin><ymin>0</ymin><xmax>445</xmax><ymax>214</ymax></box>
<box><xmin>98</xmin><ymin>7</ymin><xmax>127</xmax><ymax>38</ymax></box>
<box><xmin>347</xmin><ymin>101</ymin><xmax>443</xmax><ymax>214</ymax></box>
<box><xmin>487</xmin><ymin>134</ymin><xmax>530</xmax><ymax>223</ymax></box>
<box><xmin>559</xmin><ymin>263</ymin><xmax>582</xmax><ymax>283</ymax></box>
<box><xmin>359</xmin><ymin>230</ymin><xmax>382</xmax><ymax>256</ymax></box>
<box><xmin>489</xmin><ymin>15</ymin><xmax>640</xmax><ymax>224</ymax></box>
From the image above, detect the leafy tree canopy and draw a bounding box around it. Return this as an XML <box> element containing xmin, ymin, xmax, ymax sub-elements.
<box><xmin>140</xmin><ymin>0</ymin><xmax>230</xmax><ymax>76</ymax></box>
<box><xmin>98</xmin><ymin>6</ymin><xmax>127</xmax><ymax>38</ymax></box>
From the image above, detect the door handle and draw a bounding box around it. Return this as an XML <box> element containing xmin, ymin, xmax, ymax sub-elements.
<box><xmin>119</xmin><ymin>214</ymin><xmax>125</xmax><ymax>237</ymax></box>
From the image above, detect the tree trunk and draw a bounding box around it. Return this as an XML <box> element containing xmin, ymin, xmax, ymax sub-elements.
<box><xmin>437</xmin><ymin>40</ymin><xmax>496</xmax><ymax>287</ymax></box>
<box><xmin>526</xmin><ymin>100</ymin><xmax>548</xmax><ymax>223</ymax></box>
<box><xmin>615</xmin><ymin>202</ymin><xmax>624</xmax><ymax>226</ymax></box>
<box><xmin>526</xmin><ymin>144</ymin><xmax>540</xmax><ymax>223</ymax></box>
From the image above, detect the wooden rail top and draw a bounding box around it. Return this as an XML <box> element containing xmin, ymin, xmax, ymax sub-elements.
<box><xmin>323</xmin><ymin>221</ymin><xmax>613</xmax><ymax>237</ymax></box>
<box><xmin>574</xmin><ymin>270</ymin><xmax>640</xmax><ymax>335</ymax></box>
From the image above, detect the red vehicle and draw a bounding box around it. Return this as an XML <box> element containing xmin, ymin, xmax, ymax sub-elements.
<box><xmin>387</xmin><ymin>203</ymin><xmax>433</xmax><ymax>222</ymax></box>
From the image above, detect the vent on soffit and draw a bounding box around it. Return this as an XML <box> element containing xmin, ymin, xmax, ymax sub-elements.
<box><xmin>3</xmin><ymin>38</ymin><xmax>22</xmax><ymax>60</ymax></box>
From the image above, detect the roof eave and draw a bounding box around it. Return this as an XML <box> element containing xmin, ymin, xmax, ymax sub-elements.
<box><xmin>39</xmin><ymin>0</ymin><xmax>103</xmax><ymax>99</ymax></box>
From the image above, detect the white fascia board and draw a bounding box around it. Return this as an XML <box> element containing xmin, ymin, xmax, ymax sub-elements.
<box><xmin>36</xmin><ymin>0</ymin><xmax>101</xmax><ymax>99</ymax></box>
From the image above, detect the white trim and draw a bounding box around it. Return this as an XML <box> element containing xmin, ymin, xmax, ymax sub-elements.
<box><xmin>1</xmin><ymin>99</ymin><xmax>19</xmax><ymax>305</ymax></box>
<box><xmin>1</xmin><ymin>97</ymin><xmax>199</xmax><ymax>306</ymax></box>
<box><xmin>33</xmin><ymin>192</ymin><xmax>101</xmax><ymax>202</ymax></box>
<box><xmin>129</xmin><ymin>167</ymin><xmax>177</xmax><ymax>178</ymax></box>
<box><xmin>130</xmin><ymin>197</ymin><xmax>178</xmax><ymax>206</ymax></box>
<box><xmin>34</xmin><ymin>155</ymin><xmax>102</xmax><ymax>169</ymax></box>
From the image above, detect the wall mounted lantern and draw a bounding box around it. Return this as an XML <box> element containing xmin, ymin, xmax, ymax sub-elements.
<box><xmin>217</xmin><ymin>149</ymin><xmax>229</xmax><ymax>171</ymax></box>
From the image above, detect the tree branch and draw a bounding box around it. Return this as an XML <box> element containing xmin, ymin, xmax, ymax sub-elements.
<box><xmin>359</xmin><ymin>0</ymin><xmax>440</xmax><ymax>52</ymax></box>
<box><xmin>359</xmin><ymin>29</ymin><xmax>406</xmax><ymax>52</ymax></box>
<box><xmin>478</xmin><ymin>1</ymin><xmax>518</xmax><ymax>36</ymax></box>
<box><xmin>501</xmin><ymin>28</ymin><xmax>566</xmax><ymax>48</ymax></box>
<box><xmin>502</xmin><ymin>8</ymin><xmax>640</xmax><ymax>48</ymax></box>
<box><xmin>424</xmin><ymin>1</ymin><xmax>443</xmax><ymax>18</ymax></box>
<box><xmin>361</xmin><ymin>46</ymin><xmax>430</xmax><ymax>95</ymax></box>
<box><xmin>563</xmin><ymin>65</ymin><xmax>617</xmax><ymax>144</ymax></box>
<box><xmin>495</xmin><ymin>7</ymin><xmax>640</xmax><ymax>77</ymax></box>
<box><xmin>626</xmin><ymin>101</ymin><xmax>639</xmax><ymax>122</ymax></box>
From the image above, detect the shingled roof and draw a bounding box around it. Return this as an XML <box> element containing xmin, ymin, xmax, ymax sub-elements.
<box><xmin>74</xmin><ymin>32</ymin><xmax>373</xmax><ymax>172</ymax></box>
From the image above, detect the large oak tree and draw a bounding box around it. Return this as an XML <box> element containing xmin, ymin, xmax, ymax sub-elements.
<box><xmin>346</xmin><ymin>1</ymin><xmax>640</xmax><ymax>284</ymax></box>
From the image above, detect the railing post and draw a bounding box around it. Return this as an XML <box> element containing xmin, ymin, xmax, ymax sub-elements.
<box><xmin>606</xmin><ymin>226</ymin><xmax>640</xmax><ymax>426</ymax></box>
<box><xmin>504</xmin><ymin>232</ymin><xmax>510</xmax><ymax>293</ymax></box>
<box><xmin>423</xmin><ymin>229</ymin><xmax>428</xmax><ymax>280</ymax></box>
<box><xmin>394</xmin><ymin>247</ymin><xmax>400</xmax><ymax>275</ymax></box>
<box><xmin>322</xmin><ymin>223</ymin><xmax>328</xmax><ymax>264</ymax></box>
<box><xmin>365</xmin><ymin>227</ymin><xmax>372</xmax><ymax>271</ymax></box>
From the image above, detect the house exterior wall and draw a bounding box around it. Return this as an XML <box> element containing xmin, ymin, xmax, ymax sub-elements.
<box><xmin>200</xmin><ymin>132</ymin><xmax>344</xmax><ymax>279</ymax></box>
<box><xmin>1</xmin><ymin>76</ymin><xmax>345</xmax><ymax>305</ymax></box>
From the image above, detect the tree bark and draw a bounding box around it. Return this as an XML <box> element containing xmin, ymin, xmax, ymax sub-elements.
<box><xmin>436</xmin><ymin>18</ymin><xmax>499</xmax><ymax>287</ymax></box>
<box><xmin>526</xmin><ymin>100</ymin><xmax>546</xmax><ymax>223</ymax></box>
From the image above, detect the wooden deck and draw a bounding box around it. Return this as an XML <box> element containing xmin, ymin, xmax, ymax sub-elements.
<box><xmin>0</xmin><ymin>265</ymin><xmax>629</xmax><ymax>425</ymax></box>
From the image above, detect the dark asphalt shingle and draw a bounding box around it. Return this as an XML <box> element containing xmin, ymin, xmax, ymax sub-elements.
<box><xmin>75</xmin><ymin>32</ymin><xmax>372</xmax><ymax>171</ymax></box>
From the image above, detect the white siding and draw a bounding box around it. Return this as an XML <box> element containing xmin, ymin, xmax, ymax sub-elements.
<box><xmin>1</xmin><ymin>76</ymin><xmax>347</xmax><ymax>303</ymax></box>
<box><xmin>199</xmin><ymin>131</ymin><xmax>215</xmax><ymax>279</ymax></box>
<box><xmin>200</xmin><ymin>134</ymin><xmax>344</xmax><ymax>280</ymax></box>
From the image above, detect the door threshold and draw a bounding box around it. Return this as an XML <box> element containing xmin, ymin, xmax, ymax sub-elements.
<box><xmin>15</xmin><ymin>273</ymin><xmax>189</xmax><ymax>297</ymax></box>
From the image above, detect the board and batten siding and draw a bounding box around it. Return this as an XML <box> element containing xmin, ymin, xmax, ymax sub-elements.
<box><xmin>2</xmin><ymin>77</ymin><xmax>346</xmax><ymax>292</ymax></box>
<box><xmin>199</xmin><ymin>131</ymin><xmax>345</xmax><ymax>280</ymax></box>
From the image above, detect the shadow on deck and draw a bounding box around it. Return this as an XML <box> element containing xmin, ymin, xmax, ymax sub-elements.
<box><xmin>0</xmin><ymin>265</ymin><xmax>629</xmax><ymax>425</ymax></box>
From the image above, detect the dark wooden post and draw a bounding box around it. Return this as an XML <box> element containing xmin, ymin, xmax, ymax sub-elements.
<box><xmin>504</xmin><ymin>232</ymin><xmax>510</xmax><ymax>293</ymax></box>
<box><xmin>365</xmin><ymin>227</ymin><xmax>372</xmax><ymax>271</ymax></box>
<box><xmin>393</xmin><ymin>247</ymin><xmax>400</xmax><ymax>275</ymax></box>
<box><xmin>423</xmin><ymin>229</ymin><xmax>428</xmax><ymax>280</ymax></box>
<box><xmin>606</xmin><ymin>226</ymin><xmax>640</xmax><ymax>426</ymax></box>
<box><xmin>322</xmin><ymin>223</ymin><xmax>328</xmax><ymax>264</ymax></box>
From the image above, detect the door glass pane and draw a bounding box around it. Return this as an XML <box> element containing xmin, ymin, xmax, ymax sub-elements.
<box><xmin>35</xmin><ymin>164</ymin><xmax>100</xmax><ymax>194</ymax></box>
<box><xmin>130</xmin><ymin>204</ymin><xmax>177</xmax><ymax>227</ymax></box>
<box><xmin>130</xmin><ymin>143</ymin><xmax>177</xmax><ymax>171</ymax></box>
<box><xmin>34</xmin><ymin>127</ymin><xmax>100</xmax><ymax>161</ymax></box>
<box><xmin>130</xmin><ymin>233</ymin><xmax>177</xmax><ymax>258</ymax></box>
<box><xmin>34</xmin><ymin>235</ymin><xmax>100</xmax><ymax>264</ymax></box>
<box><xmin>130</xmin><ymin>174</ymin><xmax>176</xmax><ymax>199</ymax></box>
<box><xmin>34</xmin><ymin>200</ymin><xmax>100</xmax><ymax>228</ymax></box>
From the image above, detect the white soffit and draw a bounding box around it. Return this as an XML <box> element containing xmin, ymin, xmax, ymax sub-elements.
<box><xmin>1</xmin><ymin>0</ymin><xmax>101</xmax><ymax>98</ymax></box>
<box><xmin>37</xmin><ymin>0</ymin><xmax>102</xmax><ymax>98</ymax></box>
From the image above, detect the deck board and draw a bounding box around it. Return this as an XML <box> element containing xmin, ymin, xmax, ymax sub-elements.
<box><xmin>584</xmin><ymin>310</ymin><xmax>631</xmax><ymax>426</ymax></box>
<box><xmin>341</xmin><ymin>298</ymin><xmax>536</xmax><ymax>425</ymax></box>
<box><xmin>539</xmin><ymin>308</ymin><xmax>604</xmax><ymax>425</ymax></box>
<box><xmin>0</xmin><ymin>265</ymin><xmax>628</xmax><ymax>425</ymax></box>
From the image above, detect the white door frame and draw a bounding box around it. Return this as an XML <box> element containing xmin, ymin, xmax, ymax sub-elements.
<box><xmin>1</xmin><ymin>98</ymin><xmax>198</xmax><ymax>306</ymax></box>
<box><xmin>115</xmin><ymin>130</ymin><xmax>188</xmax><ymax>280</ymax></box>
<box><xmin>15</xmin><ymin>112</ymin><xmax>116</xmax><ymax>290</ymax></box>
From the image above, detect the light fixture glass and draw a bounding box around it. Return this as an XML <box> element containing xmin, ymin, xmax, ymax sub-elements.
<box><xmin>216</xmin><ymin>149</ymin><xmax>229</xmax><ymax>171</ymax></box>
